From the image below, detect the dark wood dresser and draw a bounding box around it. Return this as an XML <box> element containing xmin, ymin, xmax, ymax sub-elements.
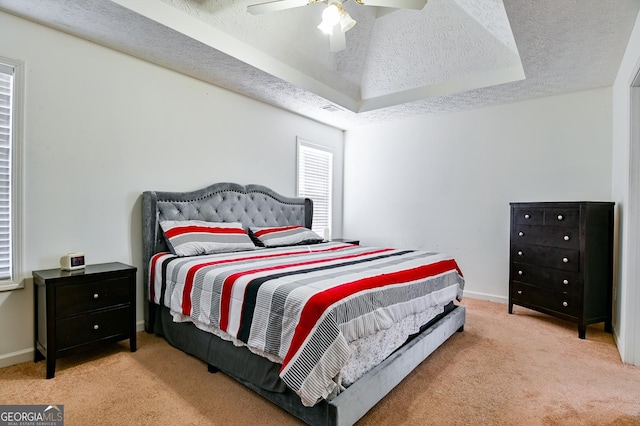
<box><xmin>33</xmin><ymin>262</ymin><xmax>137</xmax><ymax>378</ymax></box>
<box><xmin>508</xmin><ymin>202</ymin><xmax>614</xmax><ymax>339</ymax></box>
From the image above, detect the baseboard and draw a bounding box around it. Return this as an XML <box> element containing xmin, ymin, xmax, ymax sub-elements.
<box><xmin>0</xmin><ymin>347</ymin><xmax>33</xmax><ymax>369</ymax></box>
<box><xmin>1</xmin><ymin>323</ymin><xmax>147</xmax><ymax>370</ymax></box>
<box><xmin>612</xmin><ymin>326</ymin><xmax>625</xmax><ymax>362</ymax></box>
<box><xmin>463</xmin><ymin>290</ymin><xmax>508</xmax><ymax>304</ymax></box>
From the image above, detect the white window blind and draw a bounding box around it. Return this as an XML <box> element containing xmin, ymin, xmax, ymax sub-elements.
<box><xmin>0</xmin><ymin>64</ymin><xmax>13</xmax><ymax>281</ymax></box>
<box><xmin>297</xmin><ymin>139</ymin><xmax>333</xmax><ymax>236</ymax></box>
<box><xmin>0</xmin><ymin>57</ymin><xmax>22</xmax><ymax>290</ymax></box>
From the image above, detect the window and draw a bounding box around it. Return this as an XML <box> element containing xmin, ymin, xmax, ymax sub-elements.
<box><xmin>297</xmin><ymin>138</ymin><xmax>333</xmax><ymax>237</ymax></box>
<box><xmin>0</xmin><ymin>58</ymin><xmax>24</xmax><ymax>291</ymax></box>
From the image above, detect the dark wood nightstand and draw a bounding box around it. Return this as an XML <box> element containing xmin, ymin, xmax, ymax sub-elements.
<box><xmin>331</xmin><ymin>238</ymin><xmax>360</xmax><ymax>245</ymax></box>
<box><xmin>33</xmin><ymin>262</ymin><xmax>137</xmax><ymax>378</ymax></box>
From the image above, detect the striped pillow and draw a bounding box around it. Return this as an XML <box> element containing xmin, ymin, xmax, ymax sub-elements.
<box><xmin>160</xmin><ymin>220</ymin><xmax>255</xmax><ymax>256</ymax></box>
<box><xmin>249</xmin><ymin>225</ymin><xmax>323</xmax><ymax>248</ymax></box>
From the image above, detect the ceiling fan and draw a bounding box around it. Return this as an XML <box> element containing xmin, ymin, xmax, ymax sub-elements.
<box><xmin>247</xmin><ymin>0</ymin><xmax>429</xmax><ymax>52</ymax></box>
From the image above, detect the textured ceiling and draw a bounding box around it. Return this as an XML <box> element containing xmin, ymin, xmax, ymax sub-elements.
<box><xmin>0</xmin><ymin>0</ymin><xmax>638</xmax><ymax>130</ymax></box>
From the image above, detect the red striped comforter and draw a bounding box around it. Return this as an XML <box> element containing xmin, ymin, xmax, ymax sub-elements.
<box><xmin>149</xmin><ymin>242</ymin><xmax>464</xmax><ymax>406</ymax></box>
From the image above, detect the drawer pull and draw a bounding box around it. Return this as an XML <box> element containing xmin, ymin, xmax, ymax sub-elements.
<box><xmin>518</xmin><ymin>231</ymin><xmax>524</xmax><ymax>237</ymax></box>
<box><xmin>562</xmin><ymin>301</ymin><xmax>568</xmax><ymax>307</ymax></box>
<box><xmin>524</xmin><ymin>214</ymin><xmax>530</xmax><ymax>219</ymax></box>
<box><xmin>562</xmin><ymin>257</ymin><xmax>569</xmax><ymax>263</ymax></box>
<box><xmin>517</xmin><ymin>290</ymin><xmax>522</xmax><ymax>295</ymax></box>
<box><xmin>563</xmin><ymin>279</ymin><xmax>569</xmax><ymax>285</ymax></box>
<box><xmin>557</xmin><ymin>214</ymin><xmax>564</xmax><ymax>221</ymax></box>
<box><xmin>564</xmin><ymin>235</ymin><xmax>570</xmax><ymax>241</ymax></box>
<box><xmin>517</xmin><ymin>251</ymin><xmax>523</xmax><ymax>256</ymax></box>
<box><xmin>93</xmin><ymin>293</ymin><xmax>99</xmax><ymax>299</ymax></box>
<box><xmin>93</xmin><ymin>324</ymin><xmax>100</xmax><ymax>330</ymax></box>
<box><xmin>518</xmin><ymin>270</ymin><xmax>523</xmax><ymax>275</ymax></box>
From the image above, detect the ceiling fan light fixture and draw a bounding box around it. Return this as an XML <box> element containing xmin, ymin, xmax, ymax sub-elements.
<box><xmin>317</xmin><ymin>20</ymin><xmax>335</xmax><ymax>35</ymax></box>
<box><xmin>339</xmin><ymin>11</ymin><xmax>356</xmax><ymax>32</ymax></box>
<box><xmin>321</xmin><ymin>3</ymin><xmax>341</xmax><ymax>24</ymax></box>
<box><xmin>318</xmin><ymin>1</ymin><xmax>351</xmax><ymax>35</ymax></box>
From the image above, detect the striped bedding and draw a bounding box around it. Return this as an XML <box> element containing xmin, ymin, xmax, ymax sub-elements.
<box><xmin>149</xmin><ymin>242</ymin><xmax>465</xmax><ymax>407</ymax></box>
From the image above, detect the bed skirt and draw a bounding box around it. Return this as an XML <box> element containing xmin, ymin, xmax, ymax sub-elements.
<box><xmin>152</xmin><ymin>302</ymin><xmax>465</xmax><ymax>425</ymax></box>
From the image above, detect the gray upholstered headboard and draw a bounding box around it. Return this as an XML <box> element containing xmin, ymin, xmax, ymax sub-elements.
<box><xmin>141</xmin><ymin>182</ymin><xmax>313</xmax><ymax>330</ymax></box>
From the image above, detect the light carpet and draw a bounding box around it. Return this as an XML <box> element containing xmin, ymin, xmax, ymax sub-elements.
<box><xmin>1</xmin><ymin>298</ymin><xmax>639</xmax><ymax>425</ymax></box>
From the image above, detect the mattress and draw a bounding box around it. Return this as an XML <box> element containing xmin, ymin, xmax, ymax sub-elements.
<box><xmin>149</xmin><ymin>241</ymin><xmax>464</xmax><ymax>406</ymax></box>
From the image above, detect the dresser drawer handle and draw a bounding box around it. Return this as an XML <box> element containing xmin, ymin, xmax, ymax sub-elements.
<box><xmin>517</xmin><ymin>251</ymin><xmax>523</xmax><ymax>256</ymax></box>
<box><xmin>557</xmin><ymin>214</ymin><xmax>564</xmax><ymax>221</ymax></box>
<box><xmin>563</xmin><ymin>279</ymin><xmax>569</xmax><ymax>285</ymax></box>
<box><xmin>517</xmin><ymin>290</ymin><xmax>523</xmax><ymax>295</ymax></box>
<box><xmin>93</xmin><ymin>324</ymin><xmax>100</xmax><ymax>330</ymax></box>
<box><xmin>563</xmin><ymin>235</ymin><xmax>570</xmax><ymax>241</ymax></box>
<box><xmin>518</xmin><ymin>231</ymin><xmax>524</xmax><ymax>237</ymax></box>
<box><xmin>524</xmin><ymin>214</ymin><xmax>530</xmax><ymax>219</ymax></box>
<box><xmin>93</xmin><ymin>293</ymin><xmax>99</xmax><ymax>299</ymax></box>
<box><xmin>518</xmin><ymin>270</ymin><xmax>523</xmax><ymax>275</ymax></box>
<box><xmin>562</xmin><ymin>257</ymin><xmax>569</xmax><ymax>263</ymax></box>
<box><xmin>562</xmin><ymin>301</ymin><xmax>568</xmax><ymax>307</ymax></box>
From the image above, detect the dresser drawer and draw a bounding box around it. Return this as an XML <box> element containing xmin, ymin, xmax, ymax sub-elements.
<box><xmin>56</xmin><ymin>306</ymin><xmax>131</xmax><ymax>350</ymax></box>
<box><xmin>510</xmin><ymin>264</ymin><xmax>580</xmax><ymax>293</ymax></box>
<box><xmin>510</xmin><ymin>283</ymin><xmax>579</xmax><ymax>317</ymax></box>
<box><xmin>543</xmin><ymin>208</ymin><xmax>580</xmax><ymax>227</ymax></box>
<box><xmin>513</xmin><ymin>207</ymin><xmax>580</xmax><ymax>228</ymax></box>
<box><xmin>513</xmin><ymin>208</ymin><xmax>544</xmax><ymax>225</ymax></box>
<box><xmin>55</xmin><ymin>277</ymin><xmax>131</xmax><ymax>317</ymax></box>
<box><xmin>511</xmin><ymin>244</ymin><xmax>580</xmax><ymax>271</ymax></box>
<box><xmin>511</xmin><ymin>225</ymin><xmax>579</xmax><ymax>249</ymax></box>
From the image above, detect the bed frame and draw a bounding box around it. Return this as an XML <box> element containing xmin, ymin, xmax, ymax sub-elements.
<box><xmin>142</xmin><ymin>182</ymin><xmax>465</xmax><ymax>426</ymax></box>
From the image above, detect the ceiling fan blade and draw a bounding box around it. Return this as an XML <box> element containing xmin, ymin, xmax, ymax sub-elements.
<box><xmin>247</xmin><ymin>0</ymin><xmax>316</xmax><ymax>15</ymax></box>
<box><xmin>356</xmin><ymin>0</ymin><xmax>428</xmax><ymax>10</ymax></box>
<box><xmin>329</xmin><ymin>28</ymin><xmax>346</xmax><ymax>52</ymax></box>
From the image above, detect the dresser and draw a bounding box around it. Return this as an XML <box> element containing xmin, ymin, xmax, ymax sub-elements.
<box><xmin>33</xmin><ymin>262</ymin><xmax>137</xmax><ymax>378</ymax></box>
<box><xmin>508</xmin><ymin>202</ymin><xmax>614</xmax><ymax>339</ymax></box>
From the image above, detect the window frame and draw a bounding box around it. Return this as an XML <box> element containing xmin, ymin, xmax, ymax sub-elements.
<box><xmin>0</xmin><ymin>56</ymin><xmax>25</xmax><ymax>292</ymax></box>
<box><xmin>296</xmin><ymin>137</ymin><xmax>333</xmax><ymax>237</ymax></box>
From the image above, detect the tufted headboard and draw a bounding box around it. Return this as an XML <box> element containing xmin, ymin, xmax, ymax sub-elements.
<box><xmin>141</xmin><ymin>182</ymin><xmax>313</xmax><ymax>330</ymax></box>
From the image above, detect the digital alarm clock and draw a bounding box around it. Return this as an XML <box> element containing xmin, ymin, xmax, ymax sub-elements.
<box><xmin>60</xmin><ymin>252</ymin><xmax>85</xmax><ymax>271</ymax></box>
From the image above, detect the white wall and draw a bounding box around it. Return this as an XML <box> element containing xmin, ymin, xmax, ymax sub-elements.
<box><xmin>0</xmin><ymin>11</ymin><xmax>344</xmax><ymax>366</ymax></box>
<box><xmin>344</xmin><ymin>89</ymin><xmax>613</xmax><ymax>302</ymax></box>
<box><xmin>611</xmin><ymin>11</ymin><xmax>640</xmax><ymax>365</ymax></box>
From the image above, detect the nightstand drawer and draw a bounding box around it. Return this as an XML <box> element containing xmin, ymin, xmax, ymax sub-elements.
<box><xmin>56</xmin><ymin>306</ymin><xmax>131</xmax><ymax>350</ymax></box>
<box><xmin>55</xmin><ymin>277</ymin><xmax>131</xmax><ymax>317</ymax></box>
<box><xmin>331</xmin><ymin>238</ymin><xmax>359</xmax><ymax>245</ymax></box>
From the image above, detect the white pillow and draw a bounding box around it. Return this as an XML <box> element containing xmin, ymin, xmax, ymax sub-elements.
<box><xmin>249</xmin><ymin>225</ymin><xmax>324</xmax><ymax>247</ymax></box>
<box><xmin>160</xmin><ymin>220</ymin><xmax>255</xmax><ymax>256</ymax></box>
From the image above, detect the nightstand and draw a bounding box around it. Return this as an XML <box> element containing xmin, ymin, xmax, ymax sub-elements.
<box><xmin>332</xmin><ymin>238</ymin><xmax>360</xmax><ymax>245</ymax></box>
<box><xmin>33</xmin><ymin>262</ymin><xmax>137</xmax><ymax>378</ymax></box>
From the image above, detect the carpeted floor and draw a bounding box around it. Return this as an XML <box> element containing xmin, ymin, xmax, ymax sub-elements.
<box><xmin>1</xmin><ymin>298</ymin><xmax>640</xmax><ymax>425</ymax></box>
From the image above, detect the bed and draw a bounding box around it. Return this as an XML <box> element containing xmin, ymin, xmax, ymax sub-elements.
<box><xmin>142</xmin><ymin>182</ymin><xmax>466</xmax><ymax>425</ymax></box>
